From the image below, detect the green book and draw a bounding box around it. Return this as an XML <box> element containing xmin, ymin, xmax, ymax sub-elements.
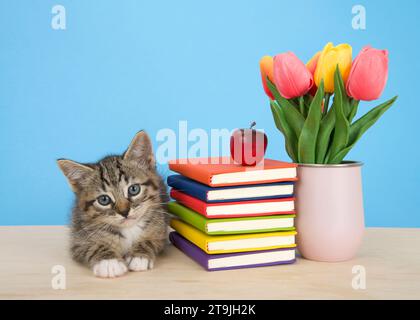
<box><xmin>168</xmin><ymin>202</ymin><xmax>295</xmax><ymax>235</ymax></box>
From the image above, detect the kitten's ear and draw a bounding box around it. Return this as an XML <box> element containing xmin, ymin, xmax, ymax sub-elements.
<box><xmin>57</xmin><ymin>159</ymin><xmax>94</xmax><ymax>191</ymax></box>
<box><xmin>123</xmin><ymin>130</ymin><xmax>156</xmax><ymax>168</ymax></box>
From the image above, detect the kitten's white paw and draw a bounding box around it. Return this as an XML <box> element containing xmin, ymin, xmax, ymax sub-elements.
<box><xmin>92</xmin><ymin>259</ymin><xmax>128</xmax><ymax>278</ymax></box>
<box><xmin>125</xmin><ymin>256</ymin><xmax>154</xmax><ymax>271</ymax></box>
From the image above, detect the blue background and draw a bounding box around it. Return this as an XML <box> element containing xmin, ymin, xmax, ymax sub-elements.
<box><xmin>0</xmin><ymin>0</ymin><xmax>418</xmax><ymax>226</ymax></box>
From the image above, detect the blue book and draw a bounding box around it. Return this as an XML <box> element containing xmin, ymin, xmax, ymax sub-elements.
<box><xmin>167</xmin><ymin>175</ymin><xmax>294</xmax><ymax>203</ymax></box>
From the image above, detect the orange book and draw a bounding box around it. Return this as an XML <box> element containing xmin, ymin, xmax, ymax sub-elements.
<box><xmin>168</xmin><ymin>157</ymin><xmax>297</xmax><ymax>187</ymax></box>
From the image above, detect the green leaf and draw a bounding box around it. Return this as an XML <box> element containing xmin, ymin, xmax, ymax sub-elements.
<box><xmin>270</xmin><ymin>100</ymin><xmax>283</xmax><ymax>132</ymax></box>
<box><xmin>266</xmin><ymin>79</ymin><xmax>305</xmax><ymax>138</ymax></box>
<box><xmin>349</xmin><ymin>96</ymin><xmax>398</xmax><ymax>145</ymax></box>
<box><xmin>315</xmin><ymin>105</ymin><xmax>335</xmax><ymax>163</ymax></box>
<box><xmin>337</xmin><ymin>71</ymin><xmax>350</xmax><ymax>117</ymax></box>
<box><xmin>270</xmin><ymin>101</ymin><xmax>298</xmax><ymax>162</ymax></box>
<box><xmin>329</xmin><ymin>96</ymin><xmax>398</xmax><ymax>163</ymax></box>
<box><xmin>297</xmin><ymin>81</ymin><xmax>324</xmax><ymax>163</ymax></box>
<box><xmin>324</xmin><ymin>144</ymin><xmax>333</xmax><ymax>163</ymax></box>
<box><xmin>327</xmin><ymin>147</ymin><xmax>349</xmax><ymax>164</ymax></box>
<box><xmin>328</xmin><ymin>66</ymin><xmax>350</xmax><ymax>164</ymax></box>
<box><xmin>348</xmin><ymin>99</ymin><xmax>359</xmax><ymax>123</ymax></box>
<box><xmin>303</xmin><ymin>94</ymin><xmax>313</xmax><ymax>118</ymax></box>
<box><xmin>322</xmin><ymin>93</ymin><xmax>331</xmax><ymax>118</ymax></box>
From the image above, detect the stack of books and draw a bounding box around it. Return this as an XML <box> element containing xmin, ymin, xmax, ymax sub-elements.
<box><xmin>167</xmin><ymin>156</ymin><xmax>298</xmax><ymax>271</ymax></box>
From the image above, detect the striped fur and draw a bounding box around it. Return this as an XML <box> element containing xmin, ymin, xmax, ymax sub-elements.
<box><xmin>57</xmin><ymin>131</ymin><xmax>169</xmax><ymax>278</ymax></box>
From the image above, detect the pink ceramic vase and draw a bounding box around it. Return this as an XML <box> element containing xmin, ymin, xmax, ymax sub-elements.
<box><xmin>295</xmin><ymin>162</ymin><xmax>365</xmax><ymax>262</ymax></box>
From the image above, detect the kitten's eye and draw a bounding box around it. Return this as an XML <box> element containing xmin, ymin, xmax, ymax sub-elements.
<box><xmin>97</xmin><ymin>195</ymin><xmax>112</xmax><ymax>206</ymax></box>
<box><xmin>128</xmin><ymin>184</ymin><xmax>141</xmax><ymax>196</ymax></box>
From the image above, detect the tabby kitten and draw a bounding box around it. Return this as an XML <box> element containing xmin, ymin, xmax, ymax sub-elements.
<box><xmin>57</xmin><ymin>131</ymin><xmax>169</xmax><ymax>278</ymax></box>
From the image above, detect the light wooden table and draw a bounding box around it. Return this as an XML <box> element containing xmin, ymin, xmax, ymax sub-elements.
<box><xmin>0</xmin><ymin>226</ymin><xmax>419</xmax><ymax>300</ymax></box>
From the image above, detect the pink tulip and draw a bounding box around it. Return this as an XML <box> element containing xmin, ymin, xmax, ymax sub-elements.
<box><xmin>346</xmin><ymin>46</ymin><xmax>389</xmax><ymax>101</ymax></box>
<box><xmin>273</xmin><ymin>52</ymin><xmax>314</xmax><ymax>99</ymax></box>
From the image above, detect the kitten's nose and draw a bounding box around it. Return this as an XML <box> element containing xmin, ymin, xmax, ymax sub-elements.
<box><xmin>119</xmin><ymin>209</ymin><xmax>129</xmax><ymax>218</ymax></box>
<box><xmin>116</xmin><ymin>199</ymin><xmax>130</xmax><ymax>218</ymax></box>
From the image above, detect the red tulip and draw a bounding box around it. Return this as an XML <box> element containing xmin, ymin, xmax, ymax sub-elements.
<box><xmin>346</xmin><ymin>46</ymin><xmax>389</xmax><ymax>101</ymax></box>
<box><xmin>273</xmin><ymin>52</ymin><xmax>314</xmax><ymax>99</ymax></box>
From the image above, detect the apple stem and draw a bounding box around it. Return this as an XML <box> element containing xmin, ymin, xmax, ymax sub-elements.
<box><xmin>250</xmin><ymin>121</ymin><xmax>256</xmax><ymax>129</ymax></box>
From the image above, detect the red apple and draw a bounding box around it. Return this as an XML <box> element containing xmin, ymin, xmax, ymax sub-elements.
<box><xmin>230</xmin><ymin>122</ymin><xmax>268</xmax><ymax>166</ymax></box>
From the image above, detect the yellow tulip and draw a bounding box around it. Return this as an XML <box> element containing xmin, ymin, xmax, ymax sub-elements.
<box><xmin>314</xmin><ymin>42</ymin><xmax>352</xmax><ymax>93</ymax></box>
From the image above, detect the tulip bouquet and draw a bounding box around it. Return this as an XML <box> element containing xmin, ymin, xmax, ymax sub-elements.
<box><xmin>260</xmin><ymin>43</ymin><xmax>397</xmax><ymax>164</ymax></box>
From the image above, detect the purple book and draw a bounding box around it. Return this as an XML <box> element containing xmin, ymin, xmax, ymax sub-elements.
<box><xmin>169</xmin><ymin>232</ymin><xmax>296</xmax><ymax>271</ymax></box>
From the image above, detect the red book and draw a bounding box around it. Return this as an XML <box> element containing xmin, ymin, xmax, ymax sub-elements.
<box><xmin>170</xmin><ymin>189</ymin><xmax>295</xmax><ymax>218</ymax></box>
<box><xmin>168</xmin><ymin>157</ymin><xmax>297</xmax><ymax>187</ymax></box>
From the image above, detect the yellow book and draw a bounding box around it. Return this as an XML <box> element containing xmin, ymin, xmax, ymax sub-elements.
<box><xmin>170</xmin><ymin>219</ymin><xmax>297</xmax><ymax>254</ymax></box>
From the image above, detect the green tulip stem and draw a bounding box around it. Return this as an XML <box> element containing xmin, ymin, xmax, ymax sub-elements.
<box><xmin>299</xmin><ymin>96</ymin><xmax>305</xmax><ymax>115</ymax></box>
<box><xmin>323</xmin><ymin>93</ymin><xmax>331</xmax><ymax>117</ymax></box>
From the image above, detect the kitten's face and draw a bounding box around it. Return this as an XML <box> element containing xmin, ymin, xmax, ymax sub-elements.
<box><xmin>58</xmin><ymin>131</ymin><xmax>164</xmax><ymax>228</ymax></box>
<box><xmin>73</xmin><ymin>157</ymin><xmax>162</xmax><ymax>228</ymax></box>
